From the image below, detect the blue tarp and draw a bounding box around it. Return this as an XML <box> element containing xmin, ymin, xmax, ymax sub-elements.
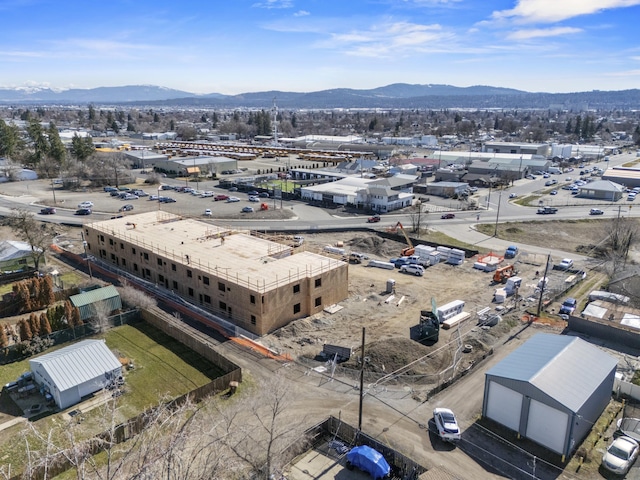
<box><xmin>346</xmin><ymin>445</ymin><xmax>390</xmax><ymax>479</ymax></box>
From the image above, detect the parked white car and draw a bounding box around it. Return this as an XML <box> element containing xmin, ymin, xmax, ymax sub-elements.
<box><xmin>226</xmin><ymin>197</ymin><xmax>240</xmax><ymax>203</ymax></box>
<box><xmin>557</xmin><ymin>258</ymin><xmax>574</xmax><ymax>270</ymax></box>
<box><xmin>602</xmin><ymin>436</ymin><xmax>639</xmax><ymax>475</ymax></box>
<box><xmin>433</xmin><ymin>408</ymin><xmax>461</xmax><ymax>443</ymax></box>
<box><xmin>78</xmin><ymin>201</ymin><xmax>94</xmax><ymax>208</ymax></box>
<box><xmin>399</xmin><ymin>264</ymin><xmax>425</xmax><ymax>276</ymax></box>
<box><xmin>200</xmin><ymin>191</ymin><xmax>214</xmax><ymax>198</ymax></box>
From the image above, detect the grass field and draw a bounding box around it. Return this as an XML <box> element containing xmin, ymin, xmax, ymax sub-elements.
<box><xmin>0</xmin><ymin>321</ymin><xmax>226</xmax><ymax>474</ymax></box>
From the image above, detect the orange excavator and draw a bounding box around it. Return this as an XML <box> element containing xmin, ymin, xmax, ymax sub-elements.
<box><xmin>388</xmin><ymin>222</ymin><xmax>415</xmax><ymax>256</ymax></box>
<box><xmin>493</xmin><ymin>264</ymin><xmax>516</xmax><ymax>284</ymax></box>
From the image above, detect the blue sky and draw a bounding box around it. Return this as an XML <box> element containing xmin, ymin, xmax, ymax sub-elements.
<box><xmin>1</xmin><ymin>0</ymin><xmax>639</xmax><ymax>95</ymax></box>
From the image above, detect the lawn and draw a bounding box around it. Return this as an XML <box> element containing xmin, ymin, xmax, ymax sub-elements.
<box><xmin>0</xmin><ymin>321</ymin><xmax>226</xmax><ymax>474</ymax></box>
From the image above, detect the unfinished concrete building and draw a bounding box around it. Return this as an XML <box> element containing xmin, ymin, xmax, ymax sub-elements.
<box><xmin>83</xmin><ymin>212</ymin><xmax>348</xmax><ymax>335</ymax></box>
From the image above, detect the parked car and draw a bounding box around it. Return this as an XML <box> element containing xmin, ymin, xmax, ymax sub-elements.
<box><xmin>161</xmin><ymin>185</ymin><xmax>175</xmax><ymax>190</ymax></box>
<box><xmin>557</xmin><ymin>258</ymin><xmax>574</xmax><ymax>270</ymax></box>
<box><xmin>119</xmin><ymin>204</ymin><xmax>134</xmax><ymax>212</ymax></box>
<box><xmin>433</xmin><ymin>408</ymin><xmax>461</xmax><ymax>443</ymax></box>
<box><xmin>247</xmin><ymin>190</ymin><xmax>259</xmax><ymax>196</ymax></box>
<box><xmin>122</xmin><ymin>193</ymin><xmax>139</xmax><ymax>200</ymax></box>
<box><xmin>110</xmin><ymin>190</ymin><xmax>121</xmax><ymax>196</ymax></box>
<box><xmin>159</xmin><ymin>197</ymin><xmax>176</xmax><ymax>203</ymax></box>
<box><xmin>214</xmin><ymin>194</ymin><xmax>229</xmax><ymax>201</ymax></box>
<box><xmin>399</xmin><ymin>264</ymin><xmax>425</xmax><ymax>276</ymax></box>
<box><xmin>504</xmin><ymin>245</ymin><xmax>518</xmax><ymax>258</ymax></box>
<box><xmin>241</xmin><ymin>206</ymin><xmax>255</xmax><ymax>213</ymax></box>
<box><xmin>550</xmin><ymin>190</ymin><xmax>558</xmax><ymax>195</ymax></box>
<box><xmin>602</xmin><ymin>436</ymin><xmax>639</xmax><ymax>475</ymax></box>
<box><xmin>589</xmin><ymin>208</ymin><xmax>604</xmax><ymax>215</ymax></box>
<box><xmin>149</xmin><ymin>195</ymin><xmax>159</xmax><ymax>201</ymax></box>
<box><xmin>367</xmin><ymin>215</ymin><xmax>381</xmax><ymax>223</ymax></box>
<box><xmin>204</xmin><ymin>209</ymin><xmax>212</xmax><ymax>216</ymax></box>
<box><xmin>200</xmin><ymin>191</ymin><xmax>214</xmax><ymax>198</ymax></box>
<box><xmin>132</xmin><ymin>189</ymin><xmax>148</xmax><ymax>197</ymax></box>
<box><xmin>104</xmin><ymin>186</ymin><xmax>118</xmax><ymax>192</ymax></box>
<box><xmin>559</xmin><ymin>298</ymin><xmax>577</xmax><ymax>315</ymax></box>
<box><xmin>249</xmin><ymin>196</ymin><xmax>260</xmax><ymax>202</ymax></box>
<box><xmin>78</xmin><ymin>201</ymin><xmax>94</xmax><ymax>209</ymax></box>
<box><xmin>228</xmin><ymin>186</ymin><xmax>238</xmax><ymax>192</ymax></box>
<box><xmin>258</xmin><ymin>192</ymin><xmax>270</xmax><ymax>198</ymax></box>
<box><xmin>117</xmin><ymin>186</ymin><xmax>130</xmax><ymax>191</ymax></box>
<box><xmin>40</xmin><ymin>207</ymin><xmax>56</xmax><ymax>215</ymax></box>
<box><xmin>389</xmin><ymin>257</ymin><xmax>411</xmax><ymax>268</ymax></box>
<box><xmin>226</xmin><ymin>197</ymin><xmax>240</xmax><ymax>203</ymax></box>
<box><xmin>509</xmin><ymin>193</ymin><xmax>517</xmax><ymax>198</ymax></box>
<box><xmin>441</xmin><ymin>213</ymin><xmax>455</xmax><ymax>219</ymax></box>
<box><xmin>75</xmin><ymin>208</ymin><xmax>92</xmax><ymax>215</ymax></box>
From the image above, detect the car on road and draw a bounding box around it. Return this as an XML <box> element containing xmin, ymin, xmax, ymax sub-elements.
<box><xmin>433</xmin><ymin>408</ymin><xmax>461</xmax><ymax>443</ymax></box>
<box><xmin>557</xmin><ymin>258</ymin><xmax>574</xmax><ymax>270</ymax></box>
<box><xmin>441</xmin><ymin>213</ymin><xmax>455</xmax><ymax>219</ymax></box>
<box><xmin>367</xmin><ymin>215</ymin><xmax>381</xmax><ymax>223</ymax></box>
<box><xmin>537</xmin><ymin>207</ymin><xmax>558</xmax><ymax>214</ymax></box>
<box><xmin>241</xmin><ymin>206</ymin><xmax>255</xmax><ymax>213</ymax></box>
<box><xmin>204</xmin><ymin>209</ymin><xmax>212</xmax><ymax>216</ymax></box>
<box><xmin>559</xmin><ymin>297</ymin><xmax>577</xmax><ymax>315</ymax></box>
<box><xmin>226</xmin><ymin>196</ymin><xmax>240</xmax><ymax>203</ymax></box>
<box><xmin>508</xmin><ymin>193</ymin><xmax>517</xmax><ymax>198</ymax></box>
<box><xmin>590</xmin><ymin>208</ymin><xmax>604</xmax><ymax>215</ymax></box>
<box><xmin>75</xmin><ymin>208</ymin><xmax>92</xmax><ymax>215</ymax></box>
<box><xmin>40</xmin><ymin>207</ymin><xmax>56</xmax><ymax>215</ymax></box>
<box><xmin>399</xmin><ymin>264</ymin><xmax>425</xmax><ymax>276</ymax></box>
<box><xmin>119</xmin><ymin>204</ymin><xmax>134</xmax><ymax>212</ymax></box>
<box><xmin>550</xmin><ymin>190</ymin><xmax>558</xmax><ymax>195</ymax></box>
<box><xmin>602</xmin><ymin>436</ymin><xmax>639</xmax><ymax>475</ymax></box>
<box><xmin>214</xmin><ymin>194</ymin><xmax>229</xmax><ymax>201</ymax></box>
<box><xmin>78</xmin><ymin>201</ymin><xmax>94</xmax><ymax>209</ymax></box>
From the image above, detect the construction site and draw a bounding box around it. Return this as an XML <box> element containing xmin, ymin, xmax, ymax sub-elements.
<box><xmin>260</xmin><ymin>229</ymin><xmax>585</xmax><ymax>391</ymax></box>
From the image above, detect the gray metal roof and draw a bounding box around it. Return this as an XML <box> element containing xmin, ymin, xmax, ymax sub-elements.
<box><xmin>486</xmin><ymin>333</ymin><xmax>617</xmax><ymax>412</ymax></box>
<box><xmin>29</xmin><ymin>339</ymin><xmax>121</xmax><ymax>392</ymax></box>
<box><xmin>70</xmin><ymin>285</ymin><xmax>120</xmax><ymax>308</ymax></box>
<box><xmin>578</xmin><ymin>180</ymin><xmax>625</xmax><ymax>192</ymax></box>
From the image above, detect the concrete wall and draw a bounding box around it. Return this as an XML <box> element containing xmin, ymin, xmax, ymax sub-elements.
<box><xmin>568</xmin><ymin>315</ymin><xmax>640</xmax><ymax>350</ymax></box>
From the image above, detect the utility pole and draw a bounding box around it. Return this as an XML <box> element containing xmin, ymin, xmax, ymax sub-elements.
<box><xmin>535</xmin><ymin>254</ymin><xmax>552</xmax><ymax>319</ymax></box>
<box><xmin>81</xmin><ymin>231</ymin><xmax>93</xmax><ymax>279</ymax></box>
<box><xmin>493</xmin><ymin>190</ymin><xmax>502</xmax><ymax>237</ymax></box>
<box><xmin>358</xmin><ymin>327</ymin><xmax>366</xmax><ymax>431</ymax></box>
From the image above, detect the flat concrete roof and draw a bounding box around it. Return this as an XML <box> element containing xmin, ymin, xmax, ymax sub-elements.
<box><xmin>86</xmin><ymin>212</ymin><xmax>344</xmax><ymax>293</ymax></box>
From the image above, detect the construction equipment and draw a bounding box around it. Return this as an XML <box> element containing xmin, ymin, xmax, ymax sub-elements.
<box><xmin>417</xmin><ymin>310</ymin><xmax>439</xmax><ymax>344</ymax></box>
<box><xmin>388</xmin><ymin>222</ymin><xmax>415</xmax><ymax>256</ymax></box>
<box><xmin>493</xmin><ymin>264</ymin><xmax>517</xmax><ymax>284</ymax></box>
<box><xmin>260</xmin><ymin>203</ymin><xmax>269</xmax><ymax>211</ymax></box>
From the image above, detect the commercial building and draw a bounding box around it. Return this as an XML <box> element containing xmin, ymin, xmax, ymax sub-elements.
<box><xmin>152</xmin><ymin>155</ymin><xmax>238</xmax><ymax>177</ymax></box>
<box><xmin>577</xmin><ymin>180</ymin><xmax>625</xmax><ymax>201</ymax></box>
<box><xmin>482</xmin><ymin>333</ymin><xmax>617</xmax><ymax>458</ymax></box>
<box><xmin>29</xmin><ymin>339</ymin><xmax>122</xmax><ymax>409</ymax></box>
<box><xmin>602</xmin><ymin>167</ymin><xmax>640</xmax><ymax>189</ymax></box>
<box><xmin>83</xmin><ymin>212</ymin><xmax>348</xmax><ymax>336</ymax></box>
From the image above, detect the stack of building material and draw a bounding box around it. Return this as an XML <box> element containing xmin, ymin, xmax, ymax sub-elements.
<box><xmin>442</xmin><ymin>311</ymin><xmax>471</xmax><ymax>330</ymax></box>
<box><xmin>367</xmin><ymin>260</ymin><xmax>395</xmax><ymax>270</ymax></box>
<box><xmin>447</xmin><ymin>248</ymin><xmax>465</xmax><ymax>266</ymax></box>
<box><xmin>436</xmin><ymin>246</ymin><xmax>451</xmax><ymax>262</ymax></box>
<box><xmin>437</xmin><ymin>300</ymin><xmax>465</xmax><ymax>323</ymax></box>
<box><xmin>428</xmin><ymin>252</ymin><xmax>441</xmax><ymax>265</ymax></box>
<box><xmin>494</xmin><ymin>288</ymin><xmax>507</xmax><ymax>303</ymax></box>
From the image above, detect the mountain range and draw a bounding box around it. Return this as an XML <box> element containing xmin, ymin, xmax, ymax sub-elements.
<box><xmin>0</xmin><ymin>84</ymin><xmax>639</xmax><ymax>110</ymax></box>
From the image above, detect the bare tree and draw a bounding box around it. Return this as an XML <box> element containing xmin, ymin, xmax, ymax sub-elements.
<box><xmin>408</xmin><ymin>201</ymin><xmax>427</xmax><ymax>236</ymax></box>
<box><xmin>6</xmin><ymin>208</ymin><xmax>57</xmax><ymax>270</ymax></box>
<box><xmin>603</xmin><ymin>215</ymin><xmax>638</xmax><ymax>273</ymax></box>
<box><xmin>88</xmin><ymin>300</ymin><xmax>112</xmax><ymax>334</ymax></box>
<box><xmin>211</xmin><ymin>372</ymin><xmax>309</xmax><ymax>479</ymax></box>
<box><xmin>116</xmin><ymin>280</ymin><xmax>157</xmax><ymax>310</ymax></box>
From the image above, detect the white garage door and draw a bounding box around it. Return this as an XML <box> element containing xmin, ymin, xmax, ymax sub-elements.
<box><xmin>526</xmin><ymin>399</ymin><xmax>569</xmax><ymax>454</ymax></box>
<box><xmin>486</xmin><ymin>381</ymin><xmax>523</xmax><ymax>431</ymax></box>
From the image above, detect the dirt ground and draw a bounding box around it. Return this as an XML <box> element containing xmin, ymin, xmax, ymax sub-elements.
<box><xmin>260</xmin><ymin>231</ymin><xmax>549</xmax><ymax>383</ymax></box>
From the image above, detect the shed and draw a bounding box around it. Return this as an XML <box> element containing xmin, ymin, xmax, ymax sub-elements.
<box><xmin>29</xmin><ymin>339</ymin><xmax>122</xmax><ymax>409</ymax></box>
<box><xmin>482</xmin><ymin>333</ymin><xmax>617</xmax><ymax>457</ymax></box>
<box><xmin>0</xmin><ymin>240</ymin><xmax>40</xmax><ymax>271</ymax></box>
<box><xmin>69</xmin><ymin>285</ymin><xmax>122</xmax><ymax>321</ymax></box>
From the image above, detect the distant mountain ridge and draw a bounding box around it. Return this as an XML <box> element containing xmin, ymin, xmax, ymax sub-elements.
<box><xmin>0</xmin><ymin>83</ymin><xmax>638</xmax><ymax>109</ymax></box>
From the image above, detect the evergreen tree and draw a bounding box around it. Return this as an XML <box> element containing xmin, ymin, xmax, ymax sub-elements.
<box><xmin>574</xmin><ymin>116</ymin><xmax>582</xmax><ymax>137</ymax></box>
<box><xmin>39</xmin><ymin>312</ymin><xmax>52</xmax><ymax>335</ymax></box>
<box><xmin>70</xmin><ymin>133</ymin><xmax>95</xmax><ymax>162</ymax></box>
<box><xmin>0</xmin><ymin>326</ymin><xmax>7</xmax><ymax>348</ymax></box>
<box><xmin>64</xmin><ymin>300</ymin><xmax>75</xmax><ymax>326</ymax></box>
<box><xmin>29</xmin><ymin>312</ymin><xmax>40</xmax><ymax>337</ymax></box>
<box><xmin>29</xmin><ymin>278</ymin><xmax>41</xmax><ymax>310</ymax></box>
<box><xmin>19</xmin><ymin>319</ymin><xmax>33</xmax><ymax>341</ymax></box>
<box><xmin>41</xmin><ymin>276</ymin><xmax>56</xmax><ymax>307</ymax></box>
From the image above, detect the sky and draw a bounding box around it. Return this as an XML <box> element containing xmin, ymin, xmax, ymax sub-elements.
<box><xmin>1</xmin><ymin>0</ymin><xmax>640</xmax><ymax>95</ymax></box>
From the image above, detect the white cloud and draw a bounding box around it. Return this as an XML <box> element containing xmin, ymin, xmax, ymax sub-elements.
<box><xmin>252</xmin><ymin>0</ymin><xmax>293</xmax><ymax>9</ymax></box>
<box><xmin>491</xmin><ymin>0</ymin><xmax>640</xmax><ymax>24</ymax></box>
<box><xmin>507</xmin><ymin>26</ymin><xmax>583</xmax><ymax>40</ymax></box>
<box><xmin>293</xmin><ymin>10</ymin><xmax>310</xmax><ymax>17</ymax></box>
<box><xmin>321</xmin><ymin>21</ymin><xmax>455</xmax><ymax>58</ymax></box>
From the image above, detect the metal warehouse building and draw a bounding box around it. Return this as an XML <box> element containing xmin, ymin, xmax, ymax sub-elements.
<box><xmin>29</xmin><ymin>339</ymin><xmax>122</xmax><ymax>409</ymax></box>
<box><xmin>482</xmin><ymin>333</ymin><xmax>617</xmax><ymax>458</ymax></box>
